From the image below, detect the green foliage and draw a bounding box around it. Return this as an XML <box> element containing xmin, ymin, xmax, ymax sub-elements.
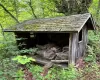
<box><xmin>0</xmin><ymin>0</ymin><xmax>100</xmax><ymax>80</ymax></box>
<box><xmin>88</xmin><ymin>31</ymin><xmax>100</xmax><ymax>42</ymax></box>
<box><xmin>12</xmin><ymin>55</ymin><xmax>35</xmax><ymax>65</ymax></box>
<box><xmin>89</xmin><ymin>0</ymin><xmax>100</xmax><ymax>25</ymax></box>
<box><xmin>29</xmin><ymin>65</ymin><xmax>43</xmax><ymax>80</ymax></box>
<box><xmin>0</xmin><ymin>0</ymin><xmax>63</xmax><ymax>30</ymax></box>
<box><xmin>84</xmin><ymin>46</ymin><xmax>96</xmax><ymax>62</ymax></box>
<box><xmin>85</xmin><ymin>54</ymin><xmax>95</xmax><ymax>62</ymax></box>
<box><xmin>88</xmin><ymin>31</ymin><xmax>100</xmax><ymax>62</ymax></box>
<box><xmin>15</xmin><ymin>69</ymin><xmax>24</xmax><ymax>80</ymax></box>
<box><xmin>0</xmin><ymin>34</ymin><xmax>18</xmax><ymax>59</ymax></box>
<box><xmin>27</xmin><ymin>64</ymin><xmax>78</xmax><ymax>80</ymax></box>
<box><xmin>0</xmin><ymin>58</ymin><xmax>18</xmax><ymax>80</ymax></box>
<box><xmin>58</xmin><ymin>65</ymin><xmax>78</xmax><ymax>80</ymax></box>
<box><xmin>18</xmin><ymin>48</ymin><xmax>38</xmax><ymax>55</ymax></box>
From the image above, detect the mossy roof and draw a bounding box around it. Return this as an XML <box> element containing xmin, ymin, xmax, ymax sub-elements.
<box><xmin>3</xmin><ymin>13</ymin><xmax>95</xmax><ymax>33</ymax></box>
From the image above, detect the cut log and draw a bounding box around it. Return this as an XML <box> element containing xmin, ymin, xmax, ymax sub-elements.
<box><xmin>55</xmin><ymin>52</ymin><xmax>68</xmax><ymax>60</ymax></box>
<box><xmin>43</xmin><ymin>62</ymin><xmax>53</xmax><ymax>69</ymax></box>
<box><xmin>33</xmin><ymin>55</ymin><xmax>50</xmax><ymax>65</ymax></box>
<box><xmin>36</xmin><ymin>44</ymin><xmax>69</xmax><ymax>60</ymax></box>
<box><xmin>51</xmin><ymin>60</ymin><xmax>69</xmax><ymax>63</ymax></box>
<box><xmin>32</xmin><ymin>55</ymin><xmax>68</xmax><ymax>68</ymax></box>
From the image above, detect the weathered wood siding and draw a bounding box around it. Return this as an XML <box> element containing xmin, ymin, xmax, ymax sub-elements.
<box><xmin>69</xmin><ymin>25</ymin><xmax>88</xmax><ymax>64</ymax></box>
<box><xmin>69</xmin><ymin>33</ymin><xmax>78</xmax><ymax>64</ymax></box>
<box><xmin>82</xmin><ymin>25</ymin><xmax>88</xmax><ymax>56</ymax></box>
<box><xmin>77</xmin><ymin>25</ymin><xmax>88</xmax><ymax>59</ymax></box>
<box><xmin>77</xmin><ymin>41</ymin><xmax>83</xmax><ymax>58</ymax></box>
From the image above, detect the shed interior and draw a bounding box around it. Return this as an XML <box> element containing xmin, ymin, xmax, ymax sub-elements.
<box><xmin>15</xmin><ymin>32</ymin><xmax>70</xmax><ymax>67</ymax></box>
<box><xmin>15</xmin><ymin>32</ymin><xmax>70</xmax><ymax>49</ymax></box>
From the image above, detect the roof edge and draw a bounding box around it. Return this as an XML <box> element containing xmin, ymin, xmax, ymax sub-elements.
<box><xmin>3</xmin><ymin>29</ymin><xmax>78</xmax><ymax>33</ymax></box>
<box><xmin>78</xmin><ymin>13</ymin><xmax>96</xmax><ymax>32</ymax></box>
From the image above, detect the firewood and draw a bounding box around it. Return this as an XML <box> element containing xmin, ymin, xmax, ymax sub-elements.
<box><xmin>51</xmin><ymin>60</ymin><xmax>69</xmax><ymax>63</ymax></box>
<box><xmin>36</xmin><ymin>44</ymin><xmax>69</xmax><ymax>60</ymax></box>
<box><xmin>62</xmin><ymin>46</ymin><xmax>69</xmax><ymax>52</ymax></box>
<box><xmin>55</xmin><ymin>52</ymin><xmax>68</xmax><ymax>60</ymax></box>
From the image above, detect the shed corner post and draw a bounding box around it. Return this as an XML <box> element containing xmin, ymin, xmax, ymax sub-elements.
<box><xmin>69</xmin><ymin>33</ymin><xmax>78</xmax><ymax>65</ymax></box>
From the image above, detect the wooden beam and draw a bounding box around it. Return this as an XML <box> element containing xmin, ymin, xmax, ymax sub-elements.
<box><xmin>51</xmin><ymin>60</ymin><xmax>69</xmax><ymax>63</ymax></box>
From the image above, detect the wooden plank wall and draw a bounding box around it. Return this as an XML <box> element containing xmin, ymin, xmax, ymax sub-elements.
<box><xmin>78</xmin><ymin>41</ymin><xmax>83</xmax><ymax>58</ymax></box>
<box><xmin>77</xmin><ymin>25</ymin><xmax>88</xmax><ymax>59</ymax></box>
<box><xmin>69</xmin><ymin>33</ymin><xmax>78</xmax><ymax>64</ymax></box>
<box><xmin>69</xmin><ymin>25</ymin><xmax>88</xmax><ymax>65</ymax></box>
<box><xmin>82</xmin><ymin>25</ymin><xmax>88</xmax><ymax>56</ymax></box>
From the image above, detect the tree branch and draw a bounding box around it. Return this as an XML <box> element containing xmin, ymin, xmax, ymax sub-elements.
<box><xmin>0</xmin><ymin>3</ymin><xmax>19</xmax><ymax>23</ymax></box>
<box><xmin>96</xmin><ymin>0</ymin><xmax>100</xmax><ymax>20</ymax></box>
<box><xmin>28</xmin><ymin>0</ymin><xmax>37</xmax><ymax>19</ymax></box>
<box><xmin>13</xmin><ymin>0</ymin><xmax>19</xmax><ymax>19</ymax></box>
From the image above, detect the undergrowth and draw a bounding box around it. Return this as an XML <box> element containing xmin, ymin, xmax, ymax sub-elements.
<box><xmin>0</xmin><ymin>31</ymin><xmax>100</xmax><ymax>80</ymax></box>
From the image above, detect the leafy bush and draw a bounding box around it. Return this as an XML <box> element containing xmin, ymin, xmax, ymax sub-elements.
<box><xmin>84</xmin><ymin>46</ymin><xmax>96</xmax><ymax>62</ymax></box>
<box><xmin>27</xmin><ymin>64</ymin><xmax>78</xmax><ymax>80</ymax></box>
<box><xmin>12</xmin><ymin>55</ymin><xmax>35</xmax><ymax>65</ymax></box>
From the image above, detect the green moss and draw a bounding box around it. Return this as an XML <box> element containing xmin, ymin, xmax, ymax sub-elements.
<box><xmin>24</xmin><ymin>24</ymin><xmax>40</xmax><ymax>31</ymax></box>
<box><xmin>10</xmin><ymin>26</ymin><xmax>17</xmax><ymax>30</ymax></box>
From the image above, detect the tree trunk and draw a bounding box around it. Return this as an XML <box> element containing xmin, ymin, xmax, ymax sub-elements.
<box><xmin>28</xmin><ymin>0</ymin><xmax>37</xmax><ymax>19</ymax></box>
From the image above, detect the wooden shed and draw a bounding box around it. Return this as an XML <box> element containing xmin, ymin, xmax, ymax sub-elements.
<box><xmin>4</xmin><ymin>13</ymin><xmax>95</xmax><ymax>65</ymax></box>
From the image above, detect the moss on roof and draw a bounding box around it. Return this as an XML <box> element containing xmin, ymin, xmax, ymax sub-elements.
<box><xmin>3</xmin><ymin>13</ymin><xmax>94</xmax><ymax>33</ymax></box>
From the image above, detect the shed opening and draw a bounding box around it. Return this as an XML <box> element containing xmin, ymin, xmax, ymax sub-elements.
<box><xmin>34</xmin><ymin>33</ymin><xmax>69</xmax><ymax>47</ymax></box>
<box><xmin>15</xmin><ymin>33</ymin><xmax>70</xmax><ymax>61</ymax></box>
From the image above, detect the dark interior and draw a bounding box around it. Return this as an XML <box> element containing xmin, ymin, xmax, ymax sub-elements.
<box><xmin>15</xmin><ymin>32</ymin><xmax>70</xmax><ymax>49</ymax></box>
<box><xmin>79</xmin><ymin>29</ymin><xmax>82</xmax><ymax>41</ymax></box>
<box><xmin>35</xmin><ymin>33</ymin><xmax>69</xmax><ymax>47</ymax></box>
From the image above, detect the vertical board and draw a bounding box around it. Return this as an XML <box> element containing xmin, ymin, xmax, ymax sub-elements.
<box><xmin>82</xmin><ymin>25</ymin><xmax>88</xmax><ymax>56</ymax></box>
<box><xmin>77</xmin><ymin>25</ymin><xmax>88</xmax><ymax>59</ymax></box>
<box><xmin>69</xmin><ymin>33</ymin><xmax>78</xmax><ymax>64</ymax></box>
<box><xmin>78</xmin><ymin>41</ymin><xmax>83</xmax><ymax>58</ymax></box>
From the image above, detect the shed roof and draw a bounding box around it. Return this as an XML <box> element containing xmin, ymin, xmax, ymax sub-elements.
<box><xmin>3</xmin><ymin>13</ymin><xmax>95</xmax><ymax>33</ymax></box>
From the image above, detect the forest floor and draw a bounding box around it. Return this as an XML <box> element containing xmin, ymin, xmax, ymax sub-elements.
<box><xmin>0</xmin><ymin>52</ymin><xmax>100</xmax><ymax>80</ymax></box>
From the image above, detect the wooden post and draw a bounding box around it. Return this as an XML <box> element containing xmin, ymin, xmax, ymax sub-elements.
<box><xmin>69</xmin><ymin>33</ymin><xmax>78</xmax><ymax>65</ymax></box>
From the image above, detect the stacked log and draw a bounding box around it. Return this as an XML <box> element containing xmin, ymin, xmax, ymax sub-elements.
<box><xmin>36</xmin><ymin>44</ymin><xmax>69</xmax><ymax>60</ymax></box>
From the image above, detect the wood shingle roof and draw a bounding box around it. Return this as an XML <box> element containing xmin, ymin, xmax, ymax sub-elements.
<box><xmin>3</xmin><ymin>13</ymin><xmax>95</xmax><ymax>33</ymax></box>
